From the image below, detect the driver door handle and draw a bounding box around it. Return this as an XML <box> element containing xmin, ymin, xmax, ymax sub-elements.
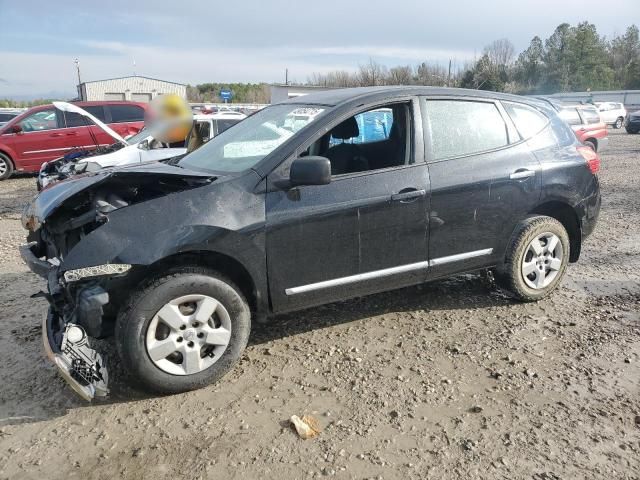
<box><xmin>510</xmin><ymin>169</ymin><xmax>536</xmax><ymax>180</ymax></box>
<box><xmin>391</xmin><ymin>189</ymin><xmax>426</xmax><ymax>203</ymax></box>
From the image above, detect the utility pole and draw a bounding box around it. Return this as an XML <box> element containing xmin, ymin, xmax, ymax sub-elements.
<box><xmin>74</xmin><ymin>58</ymin><xmax>82</xmax><ymax>100</ymax></box>
<box><xmin>447</xmin><ymin>58</ymin><xmax>452</xmax><ymax>87</ymax></box>
<box><xmin>74</xmin><ymin>58</ymin><xmax>82</xmax><ymax>85</ymax></box>
<box><xmin>285</xmin><ymin>68</ymin><xmax>288</xmax><ymax>85</ymax></box>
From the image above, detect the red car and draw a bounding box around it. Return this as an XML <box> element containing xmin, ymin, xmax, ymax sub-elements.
<box><xmin>0</xmin><ymin>101</ymin><xmax>147</xmax><ymax>179</ymax></box>
<box><xmin>558</xmin><ymin>104</ymin><xmax>608</xmax><ymax>152</ymax></box>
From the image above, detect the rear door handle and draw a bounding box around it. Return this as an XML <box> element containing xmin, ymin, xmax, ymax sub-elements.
<box><xmin>510</xmin><ymin>169</ymin><xmax>536</xmax><ymax>180</ymax></box>
<box><xmin>391</xmin><ymin>189</ymin><xmax>426</xmax><ymax>203</ymax></box>
<box><xmin>49</xmin><ymin>133</ymin><xmax>63</xmax><ymax>137</ymax></box>
<box><xmin>66</xmin><ymin>131</ymin><xmax>78</xmax><ymax>136</ymax></box>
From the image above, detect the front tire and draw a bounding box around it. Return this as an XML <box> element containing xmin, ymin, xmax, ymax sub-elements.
<box><xmin>0</xmin><ymin>153</ymin><xmax>14</xmax><ymax>180</ymax></box>
<box><xmin>116</xmin><ymin>267</ymin><xmax>251</xmax><ymax>395</ymax></box>
<box><xmin>496</xmin><ymin>216</ymin><xmax>570</xmax><ymax>302</ymax></box>
<box><xmin>614</xmin><ymin>117</ymin><xmax>623</xmax><ymax>129</ymax></box>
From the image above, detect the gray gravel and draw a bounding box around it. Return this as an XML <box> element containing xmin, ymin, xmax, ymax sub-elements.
<box><xmin>0</xmin><ymin>131</ymin><xmax>638</xmax><ymax>479</ymax></box>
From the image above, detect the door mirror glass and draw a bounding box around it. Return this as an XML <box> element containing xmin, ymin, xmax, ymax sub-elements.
<box><xmin>290</xmin><ymin>156</ymin><xmax>331</xmax><ymax>186</ymax></box>
<box><xmin>138</xmin><ymin>139</ymin><xmax>150</xmax><ymax>151</ymax></box>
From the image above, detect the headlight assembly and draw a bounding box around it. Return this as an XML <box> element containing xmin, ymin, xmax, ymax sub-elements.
<box><xmin>63</xmin><ymin>264</ymin><xmax>131</xmax><ymax>283</ymax></box>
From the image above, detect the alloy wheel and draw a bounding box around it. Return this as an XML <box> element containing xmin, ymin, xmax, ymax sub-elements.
<box><xmin>521</xmin><ymin>232</ymin><xmax>563</xmax><ymax>290</ymax></box>
<box><xmin>145</xmin><ymin>294</ymin><xmax>232</xmax><ymax>375</ymax></box>
<box><xmin>0</xmin><ymin>157</ymin><xmax>8</xmax><ymax>176</ymax></box>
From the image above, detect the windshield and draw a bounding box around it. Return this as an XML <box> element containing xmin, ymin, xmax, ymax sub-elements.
<box><xmin>179</xmin><ymin>104</ymin><xmax>327</xmax><ymax>173</ymax></box>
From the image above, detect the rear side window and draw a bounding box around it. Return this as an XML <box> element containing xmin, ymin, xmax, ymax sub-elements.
<box><xmin>424</xmin><ymin>100</ymin><xmax>508</xmax><ymax>160</ymax></box>
<box><xmin>215</xmin><ymin>119</ymin><xmax>240</xmax><ymax>134</ymax></box>
<box><xmin>581</xmin><ymin>109</ymin><xmax>601</xmax><ymax>124</ymax></box>
<box><xmin>108</xmin><ymin>104</ymin><xmax>145</xmax><ymax>123</ymax></box>
<box><xmin>63</xmin><ymin>112</ymin><xmax>93</xmax><ymax>127</ymax></box>
<box><xmin>503</xmin><ymin>102</ymin><xmax>549</xmax><ymax>140</ymax></box>
<box><xmin>83</xmin><ymin>105</ymin><xmax>107</xmax><ymax>122</ymax></box>
<box><xmin>559</xmin><ymin>108</ymin><xmax>582</xmax><ymax>126</ymax></box>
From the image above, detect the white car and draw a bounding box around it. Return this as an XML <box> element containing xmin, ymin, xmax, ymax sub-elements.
<box><xmin>38</xmin><ymin>103</ymin><xmax>245</xmax><ymax>189</ymax></box>
<box><xmin>595</xmin><ymin>102</ymin><xmax>627</xmax><ymax>129</ymax></box>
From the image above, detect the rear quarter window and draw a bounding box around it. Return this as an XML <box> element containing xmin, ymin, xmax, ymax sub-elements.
<box><xmin>503</xmin><ymin>102</ymin><xmax>549</xmax><ymax>140</ymax></box>
<box><xmin>424</xmin><ymin>100</ymin><xmax>508</xmax><ymax>160</ymax></box>
<box><xmin>108</xmin><ymin>104</ymin><xmax>145</xmax><ymax>123</ymax></box>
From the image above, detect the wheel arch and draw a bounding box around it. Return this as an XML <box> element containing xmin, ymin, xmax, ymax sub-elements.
<box><xmin>530</xmin><ymin>201</ymin><xmax>581</xmax><ymax>262</ymax></box>
<box><xmin>0</xmin><ymin>148</ymin><xmax>15</xmax><ymax>166</ymax></box>
<box><xmin>137</xmin><ymin>250</ymin><xmax>261</xmax><ymax>317</ymax></box>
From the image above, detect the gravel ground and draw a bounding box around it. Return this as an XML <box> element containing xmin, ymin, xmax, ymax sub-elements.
<box><xmin>0</xmin><ymin>131</ymin><xmax>638</xmax><ymax>480</ymax></box>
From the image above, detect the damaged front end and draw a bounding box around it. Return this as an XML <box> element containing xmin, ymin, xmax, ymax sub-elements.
<box><xmin>20</xmin><ymin>164</ymin><xmax>214</xmax><ymax>400</ymax></box>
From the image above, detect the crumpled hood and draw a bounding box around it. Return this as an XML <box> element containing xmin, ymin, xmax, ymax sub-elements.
<box><xmin>25</xmin><ymin>162</ymin><xmax>215</xmax><ymax>225</ymax></box>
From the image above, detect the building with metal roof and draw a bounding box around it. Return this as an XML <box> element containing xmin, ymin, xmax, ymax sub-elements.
<box><xmin>77</xmin><ymin>76</ymin><xmax>186</xmax><ymax>102</ymax></box>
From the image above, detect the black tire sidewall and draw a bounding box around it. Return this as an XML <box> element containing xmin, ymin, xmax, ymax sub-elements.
<box><xmin>502</xmin><ymin>217</ymin><xmax>570</xmax><ymax>302</ymax></box>
<box><xmin>116</xmin><ymin>268</ymin><xmax>251</xmax><ymax>394</ymax></box>
<box><xmin>0</xmin><ymin>153</ymin><xmax>13</xmax><ymax>180</ymax></box>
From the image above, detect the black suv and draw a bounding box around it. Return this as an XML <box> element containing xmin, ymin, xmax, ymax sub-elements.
<box><xmin>20</xmin><ymin>87</ymin><xmax>601</xmax><ymax>400</ymax></box>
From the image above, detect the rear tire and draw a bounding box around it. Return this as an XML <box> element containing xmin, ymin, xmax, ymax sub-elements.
<box><xmin>116</xmin><ymin>267</ymin><xmax>251</xmax><ymax>395</ymax></box>
<box><xmin>0</xmin><ymin>153</ymin><xmax>13</xmax><ymax>180</ymax></box>
<box><xmin>614</xmin><ymin>117</ymin><xmax>623</xmax><ymax>129</ymax></box>
<box><xmin>584</xmin><ymin>139</ymin><xmax>596</xmax><ymax>151</ymax></box>
<box><xmin>496</xmin><ymin>216</ymin><xmax>570</xmax><ymax>302</ymax></box>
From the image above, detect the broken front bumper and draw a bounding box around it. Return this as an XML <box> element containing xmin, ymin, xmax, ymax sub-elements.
<box><xmin>43</xmin><ymin>309</ymin><xmax>109</xmax><ymax>401</ymax></box>
<box><xmin>21</xmin><ymin>242</ymin><xmax>109</xmax><ymax>401</ymax></box>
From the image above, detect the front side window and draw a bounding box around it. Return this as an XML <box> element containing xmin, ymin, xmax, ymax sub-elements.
<box><xmin>179</xmin><ymin>104</ymin><xmax>326</xmax><ymax>173</ymax></box>
<box><xmin>109</xmin><ymin>104</ymin><xmax>145</xmax><ymax>123</ymax></box>
<box><xmin>424</xmin><ymin>100</ymin><xmax>508</xmax><ymax>160</ymax></box>
<box><xmin>503</xmin><ymin>102</ymin><xmax>549</xmax><ymax>140</ymax></box>
<box><xmin>300</xmin><ymin>102</ymin><xmax>411</xmax><ymax>176</ymax></box>
<box><xmin>329</xmin><ymin>108</ymin><xmax>394</xmax><ymax>146</ymax></box>
<box><xmin>19</xmin><ymin>109</ymin><xmax>59</xmax><ymax>132</ymax></box>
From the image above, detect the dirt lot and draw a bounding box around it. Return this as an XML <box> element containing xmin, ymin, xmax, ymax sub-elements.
<box><xmin>0</xmin><ymin>131</ymin><xmax>638</xmax><ymax>480</ymax></box>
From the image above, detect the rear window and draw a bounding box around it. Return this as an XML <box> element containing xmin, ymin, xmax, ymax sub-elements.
<box><xmin>425</xmin><ymin>100</ymin><xmax>508</xmax><ymax>160</ymax></box>
<box><xmin>503</xmin><ymin>102</ymin><xmax>549</xmax><ymax>140</ymax></box>
<box><xmin>581</xmin><ymin>109</ymin><xmax>601</xmax><ymax>124</ymax></box>
<box><xmin>108</xmin><ymin>104</ymin><xmax>145</xmax><ymax>123</ymax></box>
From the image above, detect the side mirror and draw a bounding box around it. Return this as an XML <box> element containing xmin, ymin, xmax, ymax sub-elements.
<box><xmin>137</xmin><ymin>139</ymin><xmax>150</xmax><ymax>151</ymax></box>
<box><xmin>290</xmin><ymin>156</ymin><xmax>331</xmax><ymax>187</ymax></box>
<box><xmin>11</xmin><ymin>124</ymin><xmax>23</xmax><ymax>134</ymax></box>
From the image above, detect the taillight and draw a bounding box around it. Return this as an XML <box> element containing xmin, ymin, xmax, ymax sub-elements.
<box><xmin>577</xmin><ymin>146</ymin><xmax>600</xmax><ymax>174</ymax></box>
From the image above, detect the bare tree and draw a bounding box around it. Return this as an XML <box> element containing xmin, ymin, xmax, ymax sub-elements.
<box><xmin>357</xmin><ymin>58</ymin><xmax>388</xmax><ymax>86</ymax></box>
<box><xmin>387</xmin><ymin>65</ymin><xmax>413</xmax><ymax>85</ymax></box>
<box><xmin>484</xmin><ymin>38</ymin><xmax>516</xmax><ymax>67</ymax></box>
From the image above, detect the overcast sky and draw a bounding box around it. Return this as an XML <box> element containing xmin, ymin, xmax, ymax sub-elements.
<box><xmin>0</xmin><ymin>0</ymin><xmax>638</xmax><ymax>98</ymax></box>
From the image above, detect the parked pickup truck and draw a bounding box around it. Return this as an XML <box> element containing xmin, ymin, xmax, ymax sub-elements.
<box><xmin>20</xmin><ymin>86</ymin><xmax>601</xmax><ymax>400</ymax></box>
